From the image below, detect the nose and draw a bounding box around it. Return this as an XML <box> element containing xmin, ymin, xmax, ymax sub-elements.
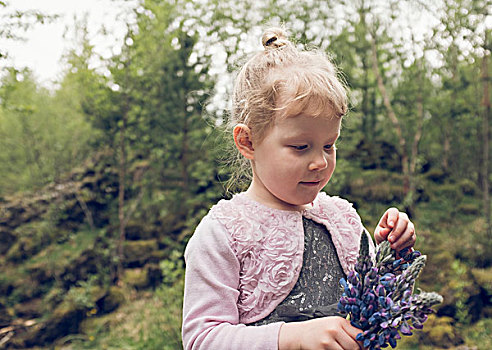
<box><xmin>308</xmin><ymin>151</ymin><xmax>328</xmax><ymax>171</ymax></box>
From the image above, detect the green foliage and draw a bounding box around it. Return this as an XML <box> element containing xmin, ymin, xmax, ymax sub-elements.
<box><xmin>159</xmin><ymin>249</ymin><xmax>185</xmax><ymax>285</ymax></box>
<box><xmin>61</xmin><ymin>280</ymin><xmax>184</xmax><ymax>350</ymax></box>
<box><xmin>1</xmin><ymin>0</ymin><xmax>491</xmax><ymax>348</ymax></box>
<box><xmin>65</xmin><ymin>275</ymin><xmax>102</xmax><ymax>310</ymax></box>
<box><xmin>0</xmin><ymin>68</ymin><xmax>93</xmax><ymax>195</ymax></box>
<box><xmin>463</xmin><ymin>318</ymin><xmax>492</xmax><ymax>350</ymax></box>
<box><xmin>398</xmin><ymin>314</ymin><xmax>463</xmax><ymax>349</ymax></box>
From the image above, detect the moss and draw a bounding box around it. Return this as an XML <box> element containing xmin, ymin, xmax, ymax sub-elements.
<box><xmin>123</xmin><ymin>239</ymin><xmax>159</xmax><ymax>266</ymax></box>
<box><xmin>413</xmin><ymin>314</ymin><xmax>464</xmax><ymax>347</ymax></box>
<box><xmin>471</xmin><ymin>267</ymin><xmax>492</xmax><ymax>294</ymax></box>
<box><xmin>125</xmin><ymin>220</ymin><xmax>157</xmax><ymax>240</ymax></box>
<box><xmin>122</xmin><ymin>268</ymin><xmax>148</xmax><ymax>289</ymax></box>
<box><xmin>64</xmin><ymin>280</ymin><xmax>184</xmax><ymax>349</ymax></box>
<box><xmin>79</xmin><ymin>312</ymin><xmax>111</xmax><ymax>336</ymax></box>
<box><xmin>0</xmin><ymin>272</ymin><xmax>15</xmax><ymax>296</ymax></box>
<box><xmin>16</xmin><ymin>298</ymin><xmax>86</xmax><ymax>348</ymax></box>
<box><xmin>463</xmin><ymin>318</ymin><xmax>492</xmax><ymax>350</ymax></box>
<box><xmin>97</xmin><ymin>286</ymin><xmax>125</xmax><ymax>313</ymax></box>
<box><xmin>42</xmin><ymin>286</ymin><xmax>65</xmax><ymax>312</ymax></box>
<box><xmin>5</xmin><ymin>234</ymin><xmax>42</xmax><ymax>263</ymax></box>
<box><xmin>122</xmin><ymin>264</ymin><xmax>164</xmax><ymax>290</ymax></box>
<box><xmin>426</xmin><ymin>315</ymin><xmax>457</xmax><ymax>344</ymax></box>
<box><xmin>0</xmin><ymin>228</ymin><xmax>16</xmax><ymax>255</ymax></box>
<box><xmin>65</xmin><ymin>284</ymin><xmax>105</xmax><ymax>310</ymax></box>
<box><xmin>425</xmin><ymin>168</ymin><xmax>449</xmax><ymax>184</ymax></box>
<box><xmin>434</xmin><ymin>183</ymin><xmax>464</xmax><ymax>200</ymax></box>
<box><xmin>25</xmin><ymin>228</ymin><xmax>99</xmax><ymax>279</ymax></box>
<box><xmin>347</xmin><ymin>169</ymin><xmax>405</xmax><ymax>203</ymax></box>
<box><xmin>459</xmin><ymin>178</ymin><xmax>478</xmax><ymax>196</ymax></box>
<box><xmin>456</xmin><ymin>202</ymin><xmax>480</xmax><ymax>215</ymax></box>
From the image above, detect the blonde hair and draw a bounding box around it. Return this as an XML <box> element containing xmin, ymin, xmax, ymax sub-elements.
<box><xmin>227</xmin><ymin>27</ymin><xmax>348</xmax><ymax>191</ymax></box>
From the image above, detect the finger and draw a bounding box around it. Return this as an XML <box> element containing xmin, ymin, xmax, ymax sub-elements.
<box><xmin>379</xmin><ymin>208</ymin><xmax>398</xmax><ymax>229</ymax></box>
<box><xmin>335</xmin><ymin>333</ymin><xmax>362</xmax><ymax>350</ymax></box>
<box><xmin>340</xmin><ymin>322</ymin><xmax>364</xmax><ymax>349</ymax></box>
<box><xmin>388</xmin><ymin>212</ymin><xmax>409</xmax><ymax>244</ymax></box>
<box><xmin>328</xmin><ymin>340</ymin><xmax>344</xmax><ymax>350</ymax></box>
<box><xmin>335</xmin><ymin>339</ymin><xmax>361</xmax><ymax>350</ymax></box>
<box><xmin>386</xmin><ymin>208</ymin><xmax>399</xmax><ymax>228</ymax></box>
<box><xmin>375</xmin><ymin>227</ymin><xmax>391</xmax><ymax>244</ymax></box>
<box><xmin>391</xmin><ymin>222</ymin><xmax>416</xmax><ymax>251</ymax></box>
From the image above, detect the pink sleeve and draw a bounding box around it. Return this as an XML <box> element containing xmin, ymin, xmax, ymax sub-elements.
<box><xmin>182</xmin><ymin>215</ymin><xmax>283</xmax><ymax>350</ymax></box>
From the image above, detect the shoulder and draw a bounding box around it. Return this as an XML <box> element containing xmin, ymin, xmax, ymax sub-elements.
<box><xmin>185</xmin><ymin>194</ymin><xmax>258</xmax><ymax>261</ymax></box>
<box><xmin>316</xmin><ymin>191</ymin><xmax>353</xmax><ymax>207</ymax></box>
<box><xmin>310</xmin><ymin>192</ymin><xmax>366</xmax><ymax>274</ymax></box>
<box><xmin>184</xmin><ymin>209</ymin><xmax>233</xmax><ymax>262</ymax></box>
<box><xmin>314</xmin><ymin>192</ymin><xmax>360</xmax><ymax>218</ymax></box>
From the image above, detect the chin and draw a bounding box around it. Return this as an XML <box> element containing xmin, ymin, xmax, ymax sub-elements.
<box><xmin>293</xmin><ymin>194</ymin><xmax>318</xmax><ymax>206</ymax></box>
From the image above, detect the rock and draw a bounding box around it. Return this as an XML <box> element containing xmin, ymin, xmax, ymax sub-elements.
<box><xmin>420</xmin><ymin>314</ymin><xmax>464</xmax><ymax>347</ymax></box>
<box><xmin>13</xmin><ymin>298</ymin><xmax>43</xmax><ymax>319</ymax></box>
<box><xmin>97</xmin><ymin>286</ymin><xmax>125</xmax><ymax>314</ymax></box>
<box><xmin>457</xmin><ymin>202</ymin><xmax>480</xmax><ymax>215</ymax></box>
<box><xmin>122</xmin><ymin>268</ymin><xmax>148</xmax><ymax>289</ymax></box>
<box><xmin>0</xmin><ymin>302</ymin><xmax>12</xmax><ymax>327</ymax></box>
<box><xmin>125</xmin><ymin>221</ymin><xmax>157</xmax><ymax>240</ymax></box>
<box><xmin>60</xmin><ymin>249</ymin><xmax>110</xmax><ymax>289</ymax></box>
<box><xmin>123</xmin><ymin>239</ymin><xmax>159</xmax><ymax>267</ymax></box>
<box><xmin>16</xmin><ymin>299</ymin><xmax>85</xmax><ymax>348</ymax></box>
<box><xmin>471</xmin><ymin>267</ymin><xmax>492</xmax><ymax>295</ymax></box>
<box><xmin>122</xmin><ymin>264</ymin><xmax>163</xmax><ymax>290</ymax></box>
<box><xmin>0</xmin><ymin>229</ymin><xmax>16</xmax><ymax>255</ymax></box>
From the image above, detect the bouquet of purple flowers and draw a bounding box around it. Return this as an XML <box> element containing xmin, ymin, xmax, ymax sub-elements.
<box><xmin>338</xmin><ymin>233</ymin><xmax>443</xmax><ymax>349</ymax></box>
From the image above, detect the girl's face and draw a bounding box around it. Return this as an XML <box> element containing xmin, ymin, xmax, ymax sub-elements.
<box><xmin>247</xmin><ymin>109</ymin><xmax>341</xmax><ymax>211</ymax></box>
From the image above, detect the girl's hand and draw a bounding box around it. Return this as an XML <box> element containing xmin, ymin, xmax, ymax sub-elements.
<box><xmin>374</xmin><ymin>208</ymin><xmax>416</xmax><ymax>251</ymax></box>
<box><xmin>278</xmin><ymin>316</ymin><xmax>363</xmax><ymax>350</ymax></box>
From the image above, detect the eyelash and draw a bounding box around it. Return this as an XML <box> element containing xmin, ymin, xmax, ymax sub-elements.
<box><xmin>290</xmin><ymin>145</ymin><xmax>335</xmax><ymax>151</ymax></box>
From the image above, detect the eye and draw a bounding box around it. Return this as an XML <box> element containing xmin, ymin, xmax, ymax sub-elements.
<box><xmin>324</xmin><ymin>144</ymin><xmax>335</xmax><ymax>150</ymax></box>
<box><xmin>290</xmin><ymin>145</ymin><xmax>308</xmax><ymax>151</ymax></box>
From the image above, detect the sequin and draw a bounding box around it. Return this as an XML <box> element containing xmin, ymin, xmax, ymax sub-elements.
<box><xmin>249</xmin><ymin>217</ymin><xmax>346</xmax><ymax>325</ymax></box>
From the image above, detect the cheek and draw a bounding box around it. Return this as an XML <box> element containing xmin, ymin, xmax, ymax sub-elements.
<box><xmin>267</xmin><ymin>158</ymin><xmax>295</xmax><ymax>178</ymax></box>
<box><xmin>259</xmin><ymin>156</ymin><xmax>301</xmax><ymax>183</ymax></box>
<box><xmin>323</xmin><ymin>155</ymin><xmax>337</xmax><ymax>180</ymax></box>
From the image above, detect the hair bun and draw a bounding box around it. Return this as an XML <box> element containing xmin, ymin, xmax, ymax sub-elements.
<box><xmin>261</xmin><ymin>28</ymin><xmax>289</xmax><ymax>49</ymax></box>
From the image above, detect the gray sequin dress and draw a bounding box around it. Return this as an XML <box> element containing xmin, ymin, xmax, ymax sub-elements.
<box><xmin>249</xmin><ymin>217</ymin><xmax>346</xmax><ymax>325</ymax></box>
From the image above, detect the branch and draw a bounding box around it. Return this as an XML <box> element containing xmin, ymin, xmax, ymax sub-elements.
<box><xmin>74</xmin><ymin>190</ymin><xmax>95</xmax><ymax>230</ymax></box>
<box><xmin>370</xmin><ymin>35</ymin><xmax>405</xmax><ymax>146</ymax></box>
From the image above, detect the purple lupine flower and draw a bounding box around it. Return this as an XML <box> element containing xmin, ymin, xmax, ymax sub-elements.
<box><xmin>337</xmin><ymin>234</ymin><xmax>443</xmax><ymax>349</ymax></box>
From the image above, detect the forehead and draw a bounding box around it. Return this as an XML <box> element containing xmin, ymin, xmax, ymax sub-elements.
<box><xmin>272</xmin><ymin>112</ymin><xmax>341</xmax><ymax>138</ymax></box>
<box><xmin>269</xmin><ymin>61</ymin><xmax>347</xmax><ymax>119</ymax></box>
<box><xmin>276</xmin><ymin>92</ymin><xmax>341</xmax><ymax>121</ymax></box>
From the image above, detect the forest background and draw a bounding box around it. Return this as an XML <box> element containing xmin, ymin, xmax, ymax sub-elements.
<box><xmin>0</xmin><ymin>0</ymin><xmax>491</xmax><ymax>349</ymax></box>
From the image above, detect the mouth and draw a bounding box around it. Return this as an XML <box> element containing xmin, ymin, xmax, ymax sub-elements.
<box><xmin>299</xmin><ymin>181</ymin><xmax>321</xmax><ymax>187</ymax></box>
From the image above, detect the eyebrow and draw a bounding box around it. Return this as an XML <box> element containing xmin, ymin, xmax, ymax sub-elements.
<box><xmin>282</xmin><ymin>132</ymin><xmax>340</xmax><ymax>142</ymax></box>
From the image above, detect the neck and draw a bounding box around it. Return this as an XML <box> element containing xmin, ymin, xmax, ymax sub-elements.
<box><xmin>245</xmin><ymin>183</ymin><xmax>310</xmax><ymax>212</ymax></box>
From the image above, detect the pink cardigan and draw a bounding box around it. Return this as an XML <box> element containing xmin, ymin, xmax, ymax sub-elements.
<box><xmin>182</xmin><ymin>192</ymin><xmax>374</xmax><ymax>350</ymax></box>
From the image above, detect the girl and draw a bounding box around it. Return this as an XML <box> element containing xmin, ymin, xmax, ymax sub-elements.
<box><xmin>182</xmin><ymin>27</ymin><xmax>416</xmax><ymax>350</ymax></box>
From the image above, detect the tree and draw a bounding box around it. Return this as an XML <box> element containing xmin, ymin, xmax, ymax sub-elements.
<box><xmin>0</xmin><ymin>67</ymin><xmax>93</xmax><ymax>195</ymax></box>
<box><xmin>0</xmin><ymin>1</ymin><xmax>57</xmax><ymax>59</ymax></box>
<box><xmin>69</xmin><ymin>0</ymin><xmax>222</xmax><ymax>280</ymax></box>
<box><xmin>480</xmin><ymin>29</ymin><xmax>491</xmax><ymax>236</ymax></box>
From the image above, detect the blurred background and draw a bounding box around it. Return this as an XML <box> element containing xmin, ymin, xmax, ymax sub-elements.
<box><xmin>0</xmin><ymin>0</ymin><xmax>491</xmax><ymax>348</ymax></box>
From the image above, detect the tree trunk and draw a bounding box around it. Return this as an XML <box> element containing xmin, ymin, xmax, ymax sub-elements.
<box><xmin>481</xmin><ymin>43</ymin><xmax>490</xmax><ymax>237</ymax></box>
<box><xmin>117</xmin><ymin>98</ymin><xmax>128</xmax><ymax>282</ymax></box>
<box><xmin>370</xmin><ymin>35</ymin><xmax>410</xmax><ymax>196</ymax></box>
<box><xmin>408</xmin><ymin>63</ymin><xmax>425</xmax><ymax>214</ymax></box>
<box><xmin>181</xmin><ymin>108</ymin><xmax>190</xmax><ymax>196</ymax></box>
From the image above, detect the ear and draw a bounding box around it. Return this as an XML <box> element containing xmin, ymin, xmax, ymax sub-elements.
<box><xmin>233</xmin><ymin>124</ymin><xmax>255</xmax><ymax>160</ymax></box>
